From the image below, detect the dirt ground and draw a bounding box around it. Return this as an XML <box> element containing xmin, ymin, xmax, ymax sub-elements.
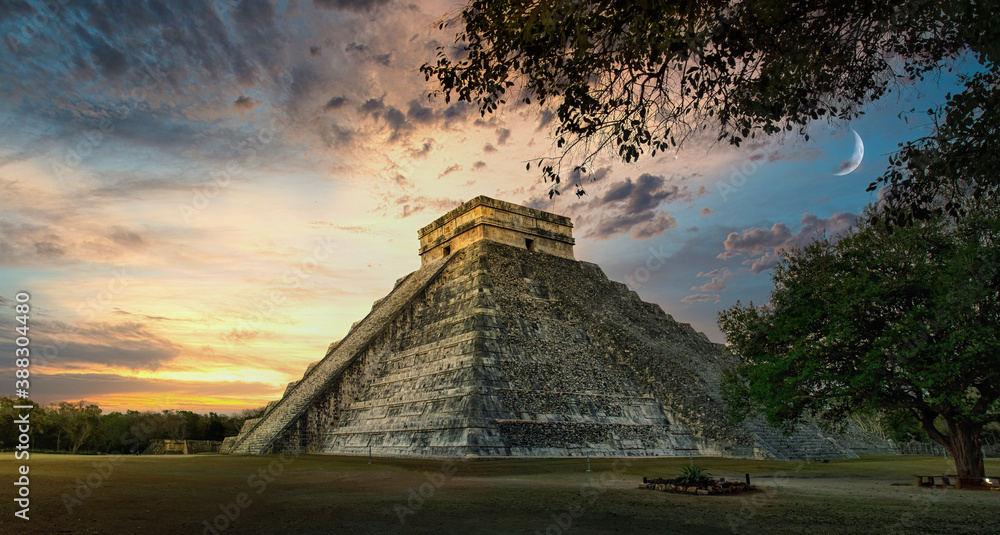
<box><xmin>1</xmin><ymin>453</ymin><xmax>997</xmax><ymax>534</ymax></box>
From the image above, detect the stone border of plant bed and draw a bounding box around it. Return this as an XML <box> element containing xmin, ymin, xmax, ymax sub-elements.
<box><xmin>640</xmin><ymin>477</ymin><xmax>757</xmax><ymax>495</ymax></box>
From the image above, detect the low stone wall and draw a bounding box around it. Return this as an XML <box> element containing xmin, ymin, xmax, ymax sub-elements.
<box><xmin>144</xmin><ymin>440</ymin><xmax>222</xmax><ymax>455</ymax></box>
<box><xmin>641</xmin><ymin>479</ymin><xmax>757</xmax><ymax>495</ymax></box>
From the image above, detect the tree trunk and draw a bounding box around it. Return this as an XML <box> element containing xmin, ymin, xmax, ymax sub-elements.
<box><xmin>943</xmin><ymin>420</ymin><xmax>985</xmax><ymax>487</ymax></box>
<box><xmin>71</xmin><ymin>423</ymin><xmax>93</xmax><ymax>454</ymax></box>
<box><xmin>919</xmin><ymin>409</ymin><xmax>986</xmax><ymax>487</ymax></box>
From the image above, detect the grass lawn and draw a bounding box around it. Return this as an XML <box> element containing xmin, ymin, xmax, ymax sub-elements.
<box><xmin>1</xmin><ymin>453</ymin><xmax>997</xmax><ymax>534</ymax></box>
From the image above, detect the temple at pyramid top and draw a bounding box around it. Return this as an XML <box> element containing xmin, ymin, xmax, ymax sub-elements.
<box><xmin>417</xmin><ymin>196</ymin><xmax>575</xmax><ymax>265</ymax></box>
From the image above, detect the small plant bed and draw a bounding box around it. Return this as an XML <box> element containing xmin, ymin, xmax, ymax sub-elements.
<box><xmin>641</xmin><ymin>465</ymin><xmax>757</xmax><ymax>495</ymax></box>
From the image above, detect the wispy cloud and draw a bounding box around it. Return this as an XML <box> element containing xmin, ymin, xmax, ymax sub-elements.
<box><xmin>681</xmin><ymin>293</ymin><xmax>721</xmax><ymax>304</ymax></box>
<box><xmin>718</xmin><ymin>212</ymin><xmax>858</xmax><ymax>271</ymax></box>
<box><xmin>584</xmin><ymin>173</ymin><xmax>690</xmax><ymax>240</ymax></box>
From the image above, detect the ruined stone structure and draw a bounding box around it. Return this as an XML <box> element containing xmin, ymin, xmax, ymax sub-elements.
<box><xmin>144</xmin><ymin>439</ymin><xmax>222</xmax><ymax>455</ymax></box>
<box><xmin>223</xmin><ymin>196</ymin><xmax>856</xmax><ymax>460</ymax></box>
<box><xmin>417</xmin><ymin>196</ymin><xmax>575</xmax><ymax>264</ymax></box>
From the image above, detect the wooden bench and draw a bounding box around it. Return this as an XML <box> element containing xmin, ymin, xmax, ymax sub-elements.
<box><xmin>914</xmin><ymin>474</ymin><xmax>954</xmax><ymax>488</ymax></box>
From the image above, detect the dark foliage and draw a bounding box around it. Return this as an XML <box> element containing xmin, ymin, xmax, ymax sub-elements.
<box><xmin>0</xmin><ymin>397</ymin><xmax>259</xmax><ymax>454</ymax></box>
<box><xmin>719</xmin><ymin>205</ymin><xmax>1000</xmax><ymax>479</ymax></box>
<box><xmin>422</xmin><ymin>0</ymin><xmax>998</xmax><ymax>214</ymax></box>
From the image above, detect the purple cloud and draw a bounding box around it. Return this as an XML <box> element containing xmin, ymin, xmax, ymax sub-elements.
<box><xmin>681</xmin><ymin>293</ymin><xmax>721</xmax><ymax>304</ymax></box>
<box><xmin>718</xmin><ymin>212</ymin><xmax>859</xmax><ymax>272</ymax></box>
<box><xmin>585</xmin><ymin>173</ymin><xmax>690</xmax><ymax>240</ymax></box>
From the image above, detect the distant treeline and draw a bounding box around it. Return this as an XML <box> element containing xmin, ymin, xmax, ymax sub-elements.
<box><xmin>4</xmin><ymin>396</ymin><xmax>996</xmax><ymax>456</ymax></box>
<box><xmin>1</xmin><ymin>396</ymin><xmax>265</xmax><ymax>454</ymax></box>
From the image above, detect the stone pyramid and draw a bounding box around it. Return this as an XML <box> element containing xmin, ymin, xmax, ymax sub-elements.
<box><xmin>223</xmin><ymin>196</ymin><xmax>856</xmax><ymax>459</ymax></box>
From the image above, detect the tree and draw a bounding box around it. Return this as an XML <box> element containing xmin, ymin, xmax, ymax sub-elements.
<box><xmin>159</xmin><ymin>410</ymin><xmax>186</xmax><ymax>441</ymax></box>
<box><xmin>719</xmin><ymin>206</ymin><xmax>1000</xmax><ymax>484</ymax></box>
<box><xmin>873</xmin><ymin>67</ymin><xmax>1000</xmax><ymax>225</ymax></box>
<box><xmin>206</xmin><ymin>413</ymin><xmax>228</xmax><ymax>441</ymax></box>
<box><xmin>95</xmin><ymin>412</ymin><xmax>131</xmax><ymax>454</ymax></box>
<box><xmin>39</xmin><ymin>403</ymin><xmax>68</xmax><ymax>451</ymax></box>
<box><xmin>422</xmin><ymin>0</ymin><xmax>999</xmax><ymax>212</ymax></box>
<box><xmin>56</xmin><ymin>401</ymin><xmax>103</xmax><ymax>454</ymax></box>
<box><xmin>0</xmin><ymin>396</ymin><xmax>38</xmax><ymax>451</ymax></box>
<box><xmin>123</xmin><ymin>410</ymin><xmax>157</xmax><ymax>453</ymax></box>
<box><xmin>179</xmin><ymin>410</ymin><xmax>205</xmax><ymax>440</ymax></box>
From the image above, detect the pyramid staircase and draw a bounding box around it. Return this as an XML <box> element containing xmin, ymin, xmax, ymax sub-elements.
<box><xmin>748</xmin><ymin>420</ymin><xmax>858</xmax><ymax>461</ymax></box>
<box><xmin>225</xmin><ymin>256</ymin><xmax>452</xmax><ymax>455</ymax></box>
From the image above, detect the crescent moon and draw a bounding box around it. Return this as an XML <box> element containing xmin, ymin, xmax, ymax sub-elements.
<box><xmin>833</xmin><ymin>129</ymin><xmax>864</xmax><ymax>176</ymax></box>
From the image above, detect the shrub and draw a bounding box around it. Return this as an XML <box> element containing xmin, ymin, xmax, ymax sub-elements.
<box><xmin>677</xmin><ymin>464</ymin><xmax>715</xmax><ymax>487</ymax></box>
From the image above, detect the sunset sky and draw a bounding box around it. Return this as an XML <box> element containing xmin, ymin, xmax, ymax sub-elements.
<box><xmin>0</xmin><ymin>0</ymin><xmax>971</xmax><ymax>414</ymax></box>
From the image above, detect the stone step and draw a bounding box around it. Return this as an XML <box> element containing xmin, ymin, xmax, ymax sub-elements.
<box><xmin>226</xmin><ymin>256</ymin><xmax>453</xmax><ymax>455</ymax></box>
<box><xmin>749</xmin><ymin>421</ymin><xmax>858</xmax><ymax>460</ymax></box>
